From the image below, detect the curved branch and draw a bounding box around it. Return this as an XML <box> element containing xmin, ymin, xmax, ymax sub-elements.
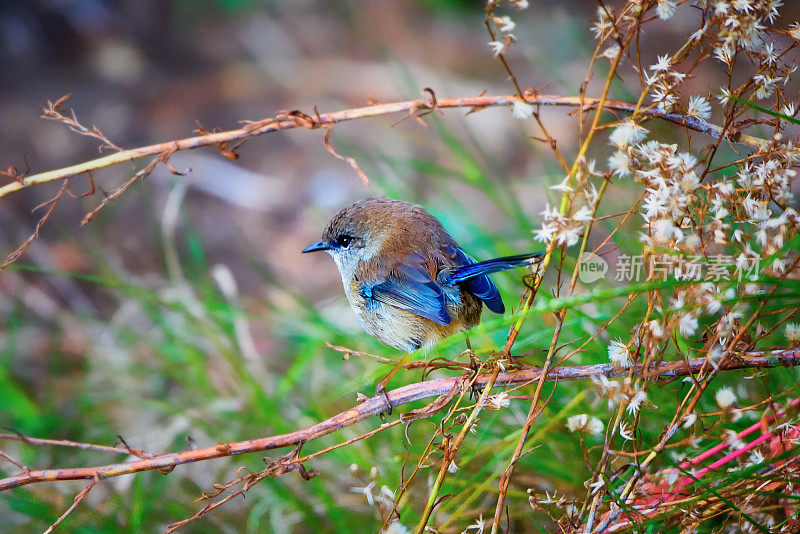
<box><xmin>0</xmin><ymin>93</ymin><xmax>767</xmax><ymax>199</ymax></box>
<box><xmin>1</xmin><ymin>349</ymin><xmax>797</xmax><ymax>492</ymax></box>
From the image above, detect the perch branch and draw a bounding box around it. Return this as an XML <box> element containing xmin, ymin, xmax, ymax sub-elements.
<box><xmin>0</xmin><ymin>349</ymin><xmax>797</xmax><ymax>492</ymax></box>
<box><xmin>0</xmin><ymin>93</ymin><xmax>768</xmax><ymax>200</ymax></box>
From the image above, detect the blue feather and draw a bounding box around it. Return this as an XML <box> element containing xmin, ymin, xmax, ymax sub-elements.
<box><xmin>447</xmin><ymin>251</ymin><xmax>543</xmax><ymax>314</ymax></box>
<box><xmin>364</xmin><ymin>263</ymin><xmax>452</xmax><ymax>326</ymax></box>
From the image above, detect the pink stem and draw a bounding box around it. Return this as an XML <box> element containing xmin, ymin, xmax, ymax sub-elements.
<box><xmin>678</xmin><ymin>398</ymin><xmax>799</xmax><ymax>470</ymax></box>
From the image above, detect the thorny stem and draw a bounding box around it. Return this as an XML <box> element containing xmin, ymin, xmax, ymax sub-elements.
<box><xmin>2</xmin><ymin>352</ymin><xmax>794</xmax><ymax>492</ymax></box>
<box><xmin>0</xmin><ymin>95</ymin><xmax>767</xmax><ymax>201</ymax></box>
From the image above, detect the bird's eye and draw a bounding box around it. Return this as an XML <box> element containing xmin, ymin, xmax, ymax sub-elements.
<box><xmin>337</xmin><ymin>235</ymin><xmax>353</xmax><ymax>248</ymax></box>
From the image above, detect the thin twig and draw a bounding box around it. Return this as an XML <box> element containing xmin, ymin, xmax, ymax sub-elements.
<box><xmin>0</xmin><ymin>94</ymin><xmax>767</xmax><ymax>200</ymax></box>
<box><xmin>0</xmin><ymin>350</ymin><xmax>796</xmax><ymax>493</ymax></box>
<box><xmin>42</xmin><ymin>475</ymin><xmax>98</xmax><ymax>534</ymax></box>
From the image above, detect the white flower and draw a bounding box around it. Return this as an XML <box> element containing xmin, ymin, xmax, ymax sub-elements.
<box><xmin>648</xmin><ymin>320</ymin><xmax>665</xmax><ymax>338</ymax></box>
<box><xmin>732</xmin><ymin>0</ymin><xmax>754</xmax><ymax>15</ymax></box>
<box><xmin>572</xmin><ymin>206</ymin><xmax>594</xmax><ymax>222</ymax></box>
<box><xmin>782</xmin><ymin>103</ymin><xmax>797</xmax><ymax>118</ymax></box>
<box><xmin>678</xmin><ymin>312</ymin><xmax>699</xmax><ymax>336</ymax></box>
<box><xmin>488</xmin><ymin>41</ymin><xmax>505</xmax><ymax>57</ymax></box>
<box><xmin>448</xmin><ymin>460</ymin><xmax>459</xmax><ymax>473</ymax></box>
<box><xmin>512</xmin><ymin>98</ymin><xmax>535</xmax><ymax>120</ymax></box>
<box><xmin>763</xmin><ymin>42</ymin><xmax>777</xmax><ymax>66</ymax></box>
<box><xmin>656</xmin><ymin>0</ymin><xmax>677</xmax><ymax>19</ymax></box>
<box><xmin>682</xmin><ymin>413</ymin><xmax>697</xmax><ymax>429</ymax></box>
<box><xmin>567</xmin><ymin>414</ymin><xmax>604</xmax><ymax>436</ymax></box>
<box><xmin>650</xmin><ymin>54</ymin><xmax>672</xmax><ymax>73</ymax></box>
<box><xmin>686</xmin><ymin>96</ymin><xmax>712</xmax><ymax>121</ymax></box>
<box><xmin>715</xmin><ymin>386</ymin><xmax>737</xmax><ymax>409</ymax></box>
<box><xmin>608</xmin><ymin>150</ymin><xmax>632</xmax><ymax>177</ymax></box>
<box><xmin>379</xmin><ymin>485</ymin><xmax>396</xmax><ymax>504</ymax></box>
<box><xmin>602</xmin><ymin>44</ymin><xmax>621</xmax><ymax>61</ymax></box>
<box><xmin>509</xmin><ymin>0</ymin><xmax>528</xmax><ymax>9</ymax></box>
<box><xmin>619</xmin><ymin>421</ymin><xmax>634</xmax><ymax>440</ymax></box>
<box><xmin>609</xmin><ymin>120</ymin><xmax>649</xmax><ymax>147</ymax></box>
<box><xmin>718</xmin><ymin>88</ymin><xmax>733</xmax><ymax>105</ymax></box>
<box><xmin>608</xmin><ymin>339</ymin><xmax>632</xmax><ymax>368</ymax></box>
<box><xmin>352</xmin><ymin>480</ymin><xmax>377</xmax><ymax>505</ymax></box>
<box><xmin>556</xmin><ymin>226</ymin><xmax>582</xmax><ymax>247</ymax></box>
<box><xmin>786</xmin><ymin>323</ymin><xmax>800</xmax><ymax>345</ymax></box>
<box><xmin>463</xmin><ymin>514</ymin><xmax>486</xmax><ymax>534</ymax></box>
<box><xmin>626</xmin><ymin>390</ymin><xmax>647</xmax><ymax>414</ymax></box>
<box><xmin>534</xmin><ymin>223</ymin><xmax>556</xmax><ymax>243</ymax></box>
<box><xmin>495</xmin><ymin>16</ymin><xmax>515</xmax><ymax>33</ymax></box>
<box><xmin>488</xmin><ymin>392</ymin><xmax>511</xmax><ymax>409</ymax></box>
<box><xmin>652</xmin><ymin>217</ymin><xmax>683</xmax><ymax>244</ymax></box>
<box><xmin>537</xmin><ymin>490</ymin><xmax>559</xmax><ymax>505</ymax></box>
<box><xmin>652</xmin><ymin>88</ymin><xmax>678</xmax><ymax>113</ymax></box>
<box><xmin>550</xmin><ymin>175</ymin><xmax>574</xmax><ymax>193</ymax></box>
<box><xmin>714</xmin><ymin>45</ymin><xmax>734</xmax><ymax>65</ymax></box>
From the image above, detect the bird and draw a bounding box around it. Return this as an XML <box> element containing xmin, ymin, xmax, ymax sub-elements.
<box><xmin>302</xmin><ymin>197</ymin><xmax>543</xmax><ymax>354</ymax></box>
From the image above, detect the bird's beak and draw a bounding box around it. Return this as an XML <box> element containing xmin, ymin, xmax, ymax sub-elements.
<box><xmin>301</xmin><ymin>241</ymin><xmax>332</xmax><ymax>253</ymax></box>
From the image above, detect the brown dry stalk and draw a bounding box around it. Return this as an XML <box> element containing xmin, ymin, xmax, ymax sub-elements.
<box><xmin>0</xmin><ymin>93</ymin><xmax>768</xmax><ymax>201</ymax></box>
<box><xmin>0</xmin><ymin>350</ymin><xmax>797</xmax><ymax>493</ymax></box>
<box><xmin>42</xmin><ymin>476</ymin><xmax>98</xmax><ymax>534</ymax></box>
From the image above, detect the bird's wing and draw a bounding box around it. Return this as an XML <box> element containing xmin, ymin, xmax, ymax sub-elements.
<box><xmin>363</xmin><ymin>260</ymin><xmax>451</xmax><ymax>326</ymax></box>
<box><xmin>451</xmin><ymin>248</ymin><xmax>505</xmax><ymax>314</ymax></box>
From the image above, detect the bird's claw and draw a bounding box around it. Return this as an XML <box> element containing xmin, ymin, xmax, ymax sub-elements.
<box><xmin>375</xmin><ymin>383</ymin><xmax>393</xmax><ymax>419</ymax></box>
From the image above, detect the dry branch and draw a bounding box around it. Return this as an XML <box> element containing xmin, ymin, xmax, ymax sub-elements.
<box><xmin>1</xmin><ymin>349</ymin><xmax>797</xmax><ymax>493</ymax></box>
<box><xmin>0</xmin><ymin>92</ymin><xmax>768</xmax><ymax>200</ymax></box>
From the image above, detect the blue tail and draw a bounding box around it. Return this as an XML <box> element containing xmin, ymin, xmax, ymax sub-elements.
<box><xmin>450</xmin><ymin>252</ymin><xmax>543</xmax><ymax>284</ymax></box>
<box><xmin>447</xmin><ymin>251</ymin><xmax>543</xmax><ymax>315</ymax></box>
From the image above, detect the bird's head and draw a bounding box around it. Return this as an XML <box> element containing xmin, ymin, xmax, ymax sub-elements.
<box><xmin>302</xmin><ymin>198</ymin><xmax>393</xmax><ymax>277</ymax></box>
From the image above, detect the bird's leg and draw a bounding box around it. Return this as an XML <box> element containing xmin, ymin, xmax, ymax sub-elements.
<box><xmin>464</xmin><ymin>337</ymin><xmax>483</xmax><ymax>400</ymax></box>
<box><xmin>375</xmin><ymin>352</ymin><xmax>412</xmax><ymax>417</ymax></box>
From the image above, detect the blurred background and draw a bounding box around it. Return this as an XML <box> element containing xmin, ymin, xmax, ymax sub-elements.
<box><xmin>2</xmin><ymin>1</ymin><xmax>800</xmax><ymax>532</ymax></box>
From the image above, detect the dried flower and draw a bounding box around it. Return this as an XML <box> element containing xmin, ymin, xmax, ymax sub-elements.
<box><xmin>609</xmin><ymin>120</ymin><xmax>649</xmax><ymax>148</ymax></box>
<box><xmin>601</xmin><ymin>44</ymin><xmax>621</xmax><ymax>61</ymax></box>
<box><xmin>786</xmin><ymin>323</ymin><xmax>800</xmax><ymax>345</ymax></box>
<box><xmin>686</xmin><ymin>96</ymin><xmax>712</xmax><ymax>121</ymax></box>
<box><xmin>608</xmin><ymin>339</ymin><xmax>632</xmax><ymax>368</ymax></box>
<box><xmin>567</xmin><ymin>414</ymin><xmax>604</xmax><ymax>436</ymax></box>
<box><xmin>495</xmin><ymin>16</ymin><xmax>515</xmax><ymax>33</ymax></box>
<box><xmin>715</xmin><ymin>386</ymin><xmax>737</xmax><ymax>409</ymax></box>
<box><xmin>488</xmin><ymin>392</ymin><xmax>511</xmax><ymax>409</ymax></box>
<box><xmin>626</xmin><ymin>389</ymin><xmax>648</xmax><ymax>414</ymax></box>
<box><xmin>512</xmin><ymin>98</ymin><xmax>535</xmax><ymax>120</ymax></box>
<box><xmin>650</xmin><ymin>54</ymin><xmax>672</xmax><ymax>73</ymax></box>
<box><xmin>462</xmin><ymin>514</ymin><xmax>486</xmax><ymax>533</ymax></box>
<box><xmin>619</xmin><ymin>421</ymin><xmax>634</xmax><ymax>440</ymax></box>
<box><xmin>682</xmin><ymin>413</ymin><xmax>697</xmax><ymax>429</ymax></box>
<box><xmin>488</xmin><ymin>41</ymin><xmax>505</xmax><ymax>56</ymax></box>
<box><xmin>678</xmin><ymin>312</ymin><xmax>699</xmax><ymax>337</ymax></box>
<box><xmin>352</xmin><ymin>480</ymin><xmax>377</xmax><ymax>505</ymax></box>
<box><xmin>656</xmin><ymin>0</ymin><xmax>677</xmax><ymax>20</ymax></box>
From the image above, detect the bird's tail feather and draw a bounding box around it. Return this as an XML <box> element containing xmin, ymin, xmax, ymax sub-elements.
<box><xmin>450</xmin><ymin>252</ymin><xmax>543</xmax><ymax>283</ymax></box>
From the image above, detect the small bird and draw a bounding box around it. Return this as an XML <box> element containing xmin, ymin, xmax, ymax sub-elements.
<box><xmin>302</xmin><ymin>198</ymin><xmax>542</xmax><ymax>353</ymax></box>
